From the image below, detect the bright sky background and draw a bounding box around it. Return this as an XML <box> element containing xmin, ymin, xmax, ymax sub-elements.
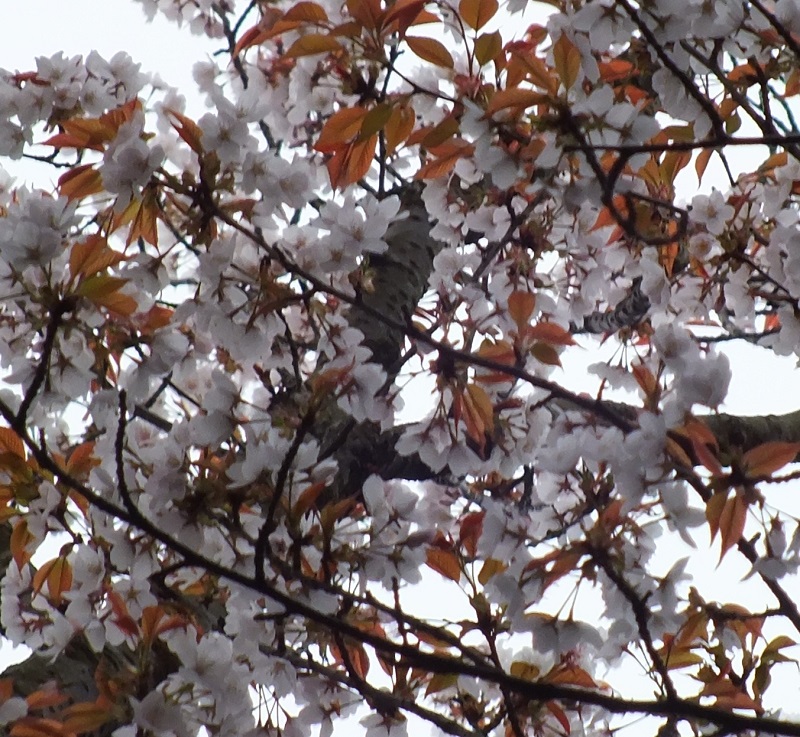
<box><xmin>3</xmin><ymin>1</ymin><xmax>800</xmax><ymax>734</ymax></box>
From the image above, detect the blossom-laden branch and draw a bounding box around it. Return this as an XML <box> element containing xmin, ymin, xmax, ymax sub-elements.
<box><xmin>3</xmin><ymin>1</ymin><xmax>800</xmax><ymax>737</ymax></box>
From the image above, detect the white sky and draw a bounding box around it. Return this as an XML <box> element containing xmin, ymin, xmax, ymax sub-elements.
<box><xmin>2</xmin><ymin>2</ymin><xmax>800</xmax><ymax>735</ymax></box>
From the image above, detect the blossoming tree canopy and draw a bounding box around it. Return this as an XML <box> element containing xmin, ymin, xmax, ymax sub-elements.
<box><xmin>4</xmin><ymin>0</ymin><xmax>800</xmax><ymax>734</ymax></box>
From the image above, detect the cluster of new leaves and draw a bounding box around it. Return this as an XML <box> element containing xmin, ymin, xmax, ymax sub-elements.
<box><xmin>4</xmin><ymin>0</ymin><xmax>800</xmax><ymax>735</ymax></box>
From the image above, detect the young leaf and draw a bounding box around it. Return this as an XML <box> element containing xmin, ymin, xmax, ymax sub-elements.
<box><xmin>459</xmin><ymin>0</ymin><xmax>498</xmax><ymax>31</ymax></box>
<box><xmin>508</xmin><ymin>290</ymin><xmax>535</xmax><ymax>329</ymax></box>
<box><xmin>285</xmin><ymin>34</ymin><xmax>343</xmax><ymax>58</ymax></box>
<box><xmin>552</xmin><ymin>33</ymin><xmax>581</xmax><ymax>90</ymax></box>
<box><xmin>717</xmin><ymin>492</ymin><xmax>748</xmax><ymax>562</ymax></box>
<box><xmin>474</xmin><ymin>30</ymin><xmax>503</xmax><ymax>66</ymax></box>
<box><xmin>426</xmin><ymin>546</ymin><xmax>461</xmax><ymax>582</ymax></box>
<box><xmin>406</xmin><ymin>36</ymin><xmax>454</xmax><ymax>69</ymax></box>
<box><xmin>742</xmin><ymin>441</ymin><xmax>800</xmax><ymax>478</ymax></box>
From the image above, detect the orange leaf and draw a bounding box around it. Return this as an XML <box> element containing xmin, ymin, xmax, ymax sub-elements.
<box><xmin>293</xmin><ymin>481</ymin><xmax>327</xmax><ymax>517</ymax></box>
<box><xmin>344</xmin><ymin>134</ymin><xmax>378</xmax><ymax>187</ymax></box>
<box><xmin>69</xmin><ymin>235</ymin><xmax>125</xmax><ymax>281</ymax></box>
<box><xmin>459</xmin><ymin>510</ymin><xmax>485</xmax><ymax>557</ymax></box>
<box><xmin>511</xmin><ymin>48</ymin><xmax>558</xmax><ymax>94</ymax></box>
<box><xmin>508</xmin><ymin>290</ymin><xmax>535</xmax><ymax>330</ymax></box>
<box><xmin>631</xmin><ymin>362</ymin><xmax>658</xmax><ymax>397</ymax></box>
<box><xmin>47</xmin><ymin>557</ymin><xmax>72</xmax><ymax>606</ymax></box>
<box><xmin>285</xmin><ymin>33</ymin><xmax>343</xmax><ymax>57</ymax></box>
<box><xmin>167</xmin><ymin>109</ymin><xmax>204</xmax><ymax>154</ymax></box>
<box><xmin>405</xmin><ymin>36</ymin><xmax>454</xmax><ymax>69</ymax></box>
<box><xmin>0</xmin><ymin>427</ymin><xmax>25</xmax><ymax>458</ymax></box>
<box><xmin>546</xmin><ymin>701</ymin><xmax>571</xmax><ymax>735</ymax></box>
<box><xmin>415</xmin><ymin>140</ymin><xmax>473</xmax><ymax>179</ymax></box>
<box><xmin>598</xmin><ymin>58</ymin><xmax>634</xmax><ymax>82</ymax></box>
<box><xmin>10</xmin><ymin>716</ymin><xmax>70</xmax><ymax>737</ymax></box>
<box><xmin>61</xmin><ymin>702</ymin><xmax>111</xmax><ymax>733</ymax></box>
<box><xmin>742</xmin><ymin>441</ymin><xmax>800</xmax><ymax>478</ymax></box>
<box><xmin>545</xmin><ymin>663</ymin><xmax>597</xmax><ymax>688</ymax></box>
<box><xmin>523</xmin><ymin>321</ymin><xmax>575</xmax><ymax>346</ymax></box>
<box><xmin>542</xmin><ymin>550</ymin><xmax>581</xmax><ymax>589</ymax></box>
<box><xmin>717</xmin><ymin>492</ymin><xmax>748</xmax><ymax>562</ymax></box>
<box><xmin>426</xmin><ymin>546</ymin><xmax>461</xmax><ymax>582</ymax></box>
<box><xmin>477</xmin><ymin>338</ymin><xmax>516</xmax><ymax>365</ymax></box>
<box><xmin>552</xmin><ymin>33</ymin><xmax>581</xmax><ymax>90</ymax></box>
<box><xmin>459</xmin><ymin>0</ymin><xmax>498</xmax><ymax>31</ymax></box>
<box><xmin>10</xmin><ymin>519</ymin><xmax>33</xmax><ymax>570</ymax></box>
<box><xmin>695</xmin><ymin>147</ymin><xmax>713</xmax><ymax>185</ymax></box>
<box><xmin>346</xmin><ymin>0</ymin><xmax>383</xmax><ymax>30</ymax></box>
<box><xmin>315</xmin><ymin>107</ymin><xmax>368</xmax><ymax>153</ymax></box>
<box><xmin>484</xmin><ymin>87</ymin><xmax>545</xmax><ymax>118</ymax></box>
<box><xmin>126</xmin><ymin>186</ymin><xmax>160</xmax><ymax>246</ymax></box>
<box><xmin>25</xmin><ymin>688</ymin><xmax>68</xmax><ymax>711</ymax></box>
<box><xmin>233</xmin><ymin>24</ymin><xmax>271</xmax><ymax>56</ymax></box>
<box><xmin>284</xmin><ymin>1</ymin><xmax>329</xmax><ymax>22</ymax></box>
<box><xmin>383</xmin><ymin>103</ymin><xmax>416</xmax><ymax>155</ymax></box>
<box><xmin>58</xmin><ymin>165</ymin><xmax>104</xmax><ymax>201</ymax></box>
<box><xmin>727</xmin><ymin>62</ymin><xmax>758</xmax><ymax>86</ymax></box>
<box><xmin>466</xmin><ymin>383</ymin><xmax>494</xmax><ymax>430</ymax></box>
<box><xmin>384</xmin><ymin>0</ymin><xmax>426</xmax><ymax>36</ymax></box>
<box><xmin>0</xmin><ymin>678</ymin><xmax>13</xmax><ymax>702</ymax></box>
<box><xmin>107</xmin><ymin>590</ymin><xmax>140</xmax><ymax>638</ymax></box>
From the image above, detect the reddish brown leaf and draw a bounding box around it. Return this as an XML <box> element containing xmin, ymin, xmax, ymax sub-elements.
<box><xmin>58</xmin><ymin>165</ymin><xmax>104</xmax><ymax>201</ymax></box>
<box><xmin>524</xmin><ymin>322</ymin><xmax>575</xmax><ymax>346</ymax></box>
<box><xmin>285</xmin><ymin>33</ymin><xmax>343</xmax><ymax>57</ymax></box>
<box><xmin>508</xmin><ymin>290</ymin><xmax>535</xmax><ymax>329</ymax></box>
<box><xmin>484</xmin><ymin>87</ymin><xmax>545</xmax><ymax>118</ymax></box>
<box><xmin>69</xmin><ymin>235</ymin><xmax>125</xmax><ymax>281</ymax></box>
<box><xmin>552</xmin><ymin>34</ymin><xmax>581</xmax><ymax>90</ymax></box>
<box><xmin>383</xmin><ymin>103</ymin><xmax>416</xmax><ymax>154</ymax></box>
<box><xmin>459</xmin><ymin>510</ymin><xmax>485</xmax><ymax>557</ymax></box>
<box><xmin>474</xmin><ymin>30</ymin><xmax>503</xmax><ymax>66</ymax></box>
<box><xmin>546</xmin><ymin>701</ymin><xmax>571</xmax><ymax>735</ymax></box>
<box><xmin>459</xmin><ymin>0</ymin><xmax>498</xmax><ymax>31</ymax></box>
<box><xmin>406</xmin><ymin>36</ymin><xmax>454</xmax><ymax>69</ymax></box>
<box><xmin>346</xmin><ymin>0</ymin><xmax>383</xmax><ymax>30</ymax></box>
<box><xmin>383</xmin><ymin>0</ymin><xmax>426</xmax><ymax>36</ymax></box>
<box><xmin>167</xmin><ymin>109</ymin><xmax>204</xmax><ymax>154</ymax></box>
<box><xmin>10</xmin><ymin>518</ymin><xmax>33</xmax><ymax>570</ymax></box>
<box><xmin>717</xmin><ymin>492</ymin><xmax>748</xmax><ymax>562</ymax></box>
<box><xmin>315</xmin><ymin>107</ymin><xmax>368</xmax><ymax>153</ymax></box>
<box><xmin>742</xmin><ymin>441</ymin><xmax>800</xmax><ymax>478</ymax></box>
<box><xmin>60</xmin><ymin>702</ymin><xmax>112</xmax><ymax>734</ymax></box>
<box><xmin>426</xmin><ymin>546</ymin><xmax>461</xmax><ymax>582</ymax></box>
<box><xmin>283</xmin><ymin>1</ymin><xmax>329</xmax><ymax>22</ymax></box>
<box><xmin>530</xmin><ymin>342</ymin><xmax>561</xmax><ymax>367</ymax></box>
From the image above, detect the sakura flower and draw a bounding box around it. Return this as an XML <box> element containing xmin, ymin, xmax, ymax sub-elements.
<box><xmin>0</xmin><ymin>189</ymin><xmax>76</xmax><ymax>269</ymax></box>
<box><xmin>101</xmin><ymin>116</ymin><xmax>165</xmax><ymax>211</ymax></box>
<box><xmin>131</xmin><ymin>690</ymin><xmax>192</xmax><ymax>737</ymax></box>
<box><xmin>0</xmin><ymin>120</ymin><xmax>28</xmax><ymax>158</ymax></box>
<box><xmin>690</xmin><ymin>190</ymin><xmax>734</xmax><ymax>236</ymax></box>
<box><xmin>336</xmin><ymin>362</ymin><xmax>391</xmax><ymax>423</ymax></box>
<box><xmin>360</xmin><ymin>711</ymin><xmax>408</xmax><ymax>737</ymax></box>
<box><xmin>198</xmin><ymin>98</ymin><xmax>255</xmax><ymax>165</ymax></box>
<box><xmin>314</xmin><ymin>193</ymin><xmax>401</xmax><ymax>260</ymax></box>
